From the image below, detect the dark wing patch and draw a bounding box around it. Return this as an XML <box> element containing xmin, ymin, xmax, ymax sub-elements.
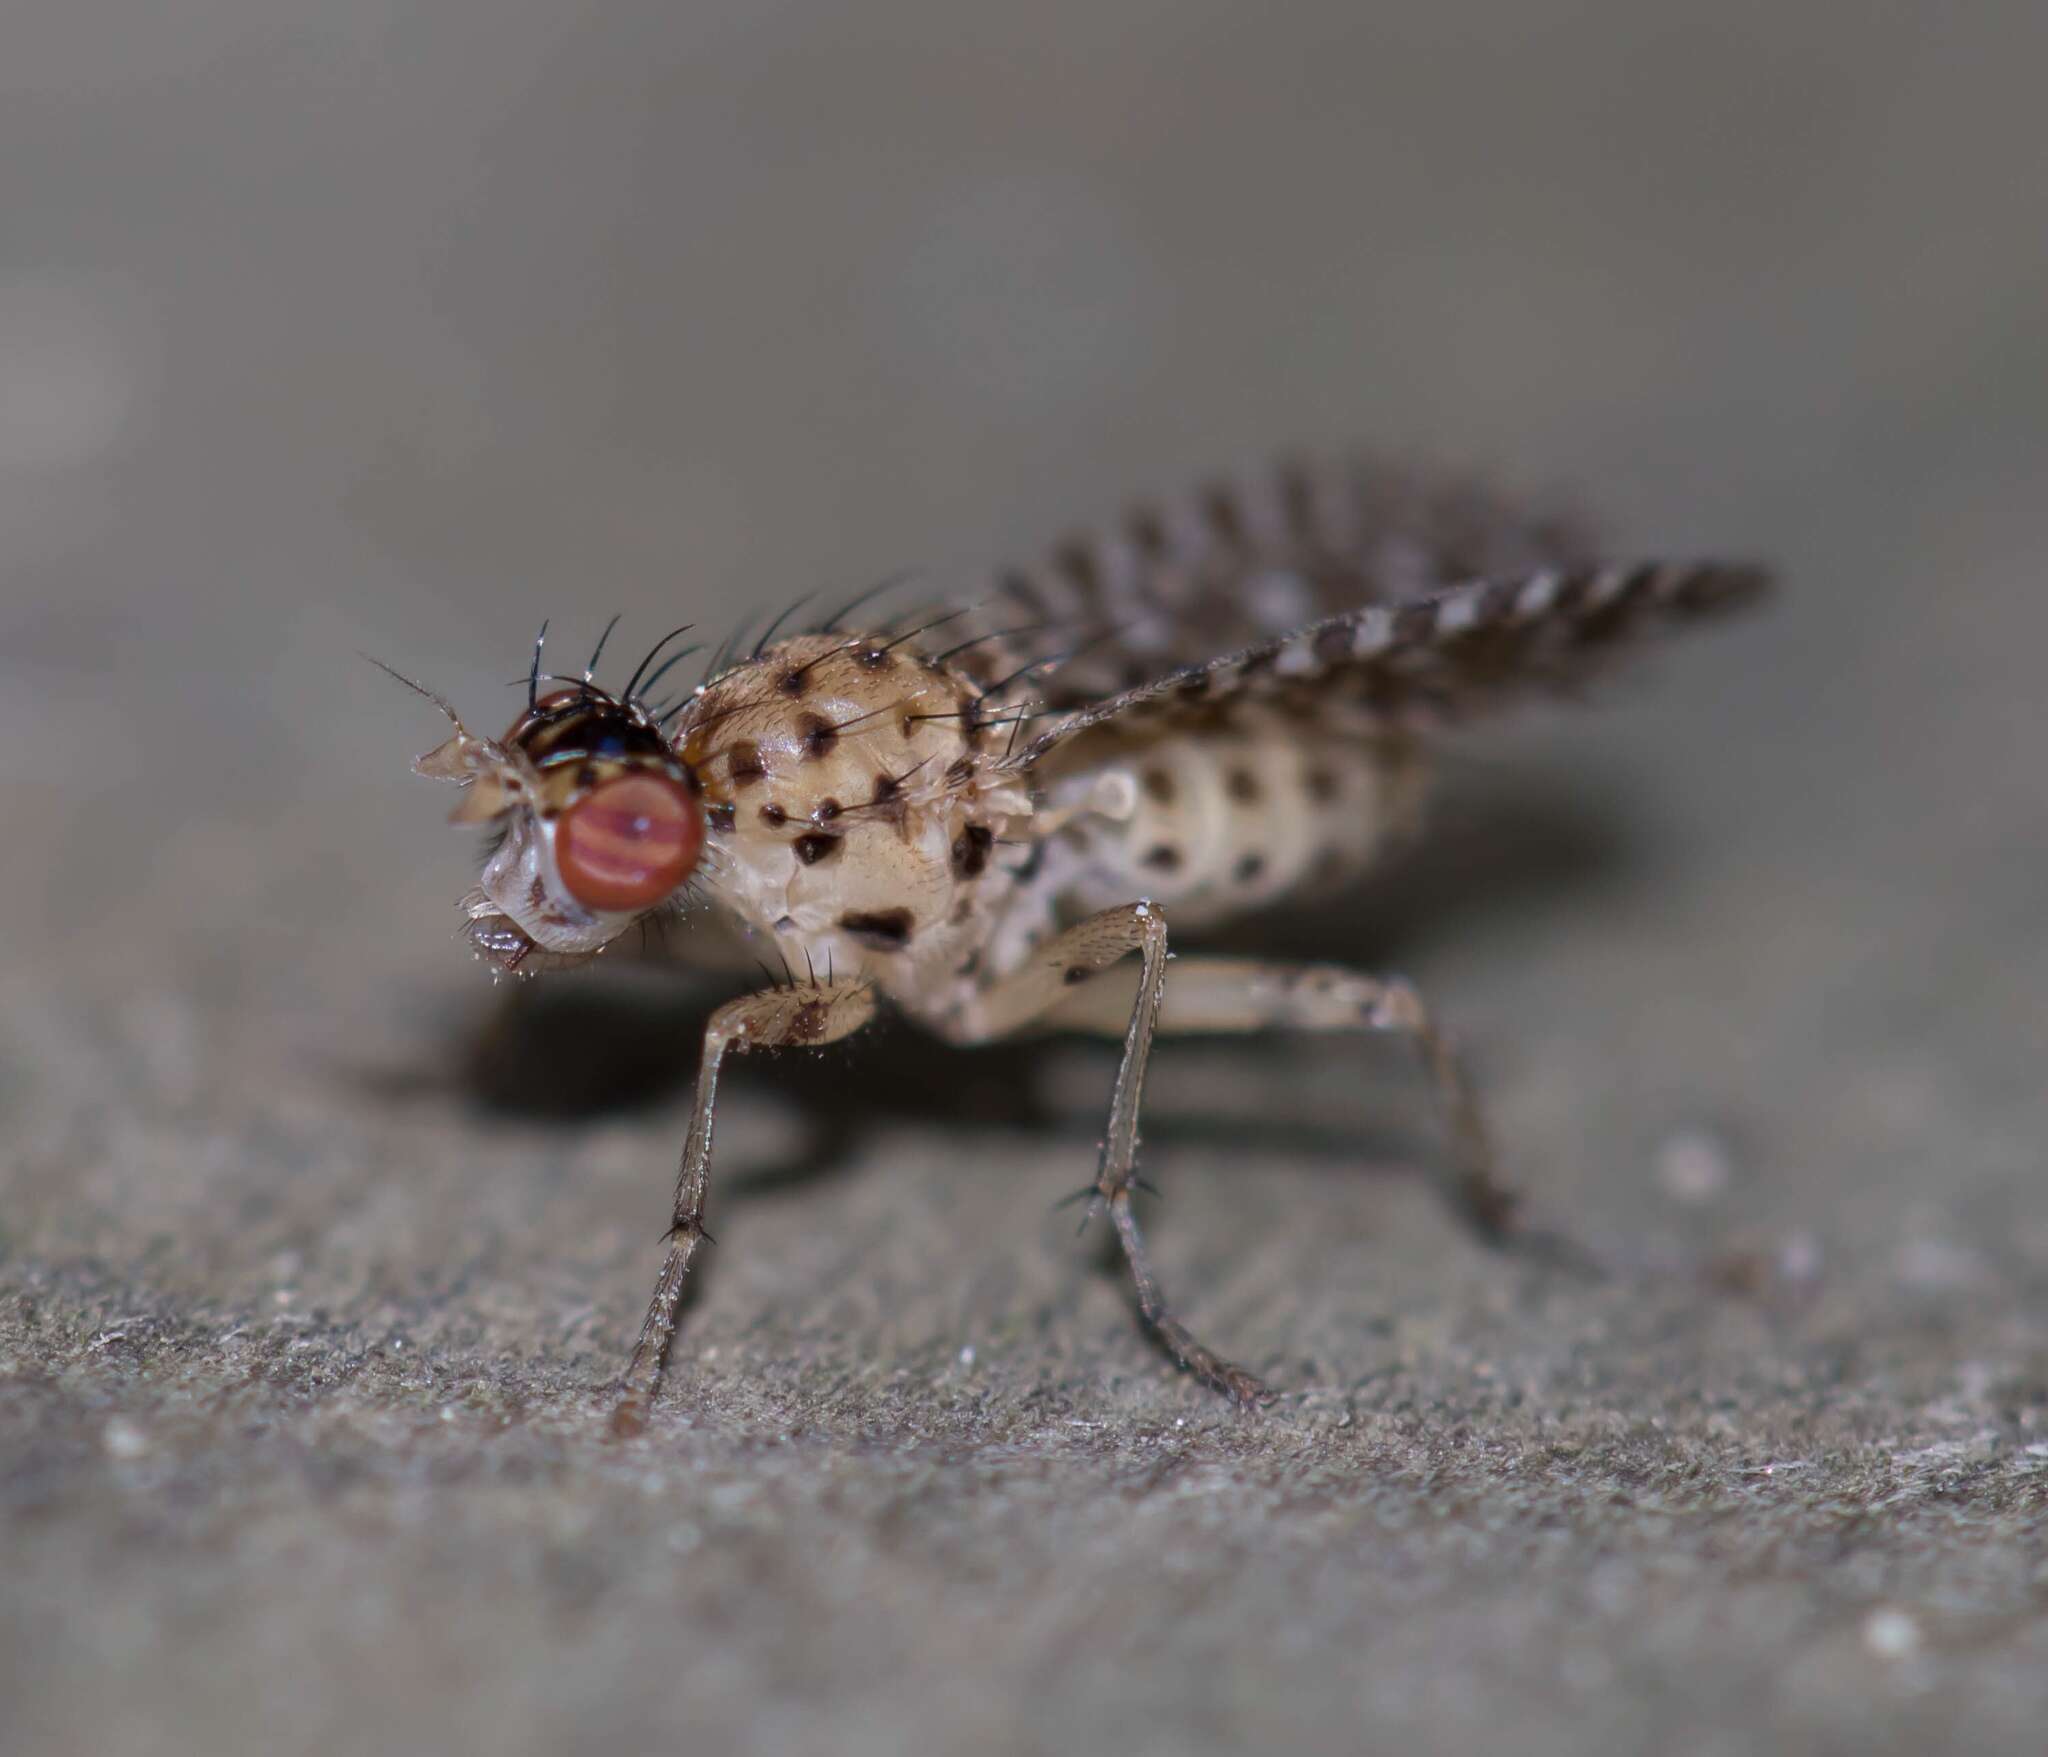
<box><xmin>1002</xmin><ymin>560</ymin><xmax>1772</xmax><ymax>770</ymax></box>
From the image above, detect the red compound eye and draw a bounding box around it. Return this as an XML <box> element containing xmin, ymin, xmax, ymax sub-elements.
<box><xmin>554</xmin><ymin>774</ymin><xmax>703</xmax><ymax>913</ymax></box>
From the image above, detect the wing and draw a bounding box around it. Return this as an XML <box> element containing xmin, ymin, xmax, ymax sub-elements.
<box><xmin>945</xmin><ymin>453</ymin><xmax>1768</xmax><ymax>768</ymax></box>
<box><xmin>984</xmin><ymin>453</ymin><xmax>1603</xmax><ymax>709</ymax></box>
<box><xmin>999</xmin><ymin>557</ymin><xmax>1771</xmax><ymax>770</ymax></box>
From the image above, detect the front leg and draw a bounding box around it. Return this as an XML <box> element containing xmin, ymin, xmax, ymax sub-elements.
<box><xmin>610</xmin><ymin>977</ymin><xmax>877</xmax><ymax>1435</ymax></box>
<box><xmin>953</xmin><ymin>903</ymin><xmax>1271</xmax><ymax>1406</ymax></box>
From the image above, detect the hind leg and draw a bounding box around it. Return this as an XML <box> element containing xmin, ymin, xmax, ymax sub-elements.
<box><xmin>949</xmin><ymin>904</ymin><xmax>1270</xmax><ymax>1404</ymax></box>
<box><xmin>1038</xmin><ymin>957</ymin><xmax>1522</xmax><ymax>1248</ymax></box>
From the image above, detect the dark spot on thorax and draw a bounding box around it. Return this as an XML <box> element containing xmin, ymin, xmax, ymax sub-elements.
<box><xmin>951</xmin><ymin>822</ymin><xmax>993</xmax><ymax>879</ymax></box>
<box><xmin>728</xmin><ymin>741</ymin><xmax>767</xmax><ymax>787</ymax></box>
<box><xmin>1142</xmin><ymin>767</ymin><xmax>1175</xmax><ymax>805</ymax></box>
<box><xmin>760</xmin><ymin>802</ymin><xmax>788</xmax><ymax>827</ymax></box>
<box><xmin>787</xmin><ymin>999</ymin><xmax>829</xmax><ymax>1042</ymax></box>
<box><xmin>793</xmin><ymin>833</ymin><xmax>840</xmax><ymax>865</ymax></box>
<box><xmin>706</xmin><ymin>802</ymin><xmax>737</xmax><ymax>834</ymax></box>
<box><xmin>1141</xmin><ymin>843</ymin><xmax>1183</xmax><ymax>872</ymax></box>
<box><xmin>839</xmin><ymin>908</ymin><xmax>914</xmax><ymax>950</ymax></box>
<box><xmin>797</xmin><ymin>713</ymin><xmax>838</xmax><ymax>759</ymax></box>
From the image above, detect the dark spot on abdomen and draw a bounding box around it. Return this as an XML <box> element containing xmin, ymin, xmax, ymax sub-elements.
<box><xmin>839</xmin><ymin>908</ymin><xmax>914</xmax><ymax>949</ymax></box>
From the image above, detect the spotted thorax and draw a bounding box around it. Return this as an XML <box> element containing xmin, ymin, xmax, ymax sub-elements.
<box><xmin>387</xmin><ymin>454</ymin><xmax>1770</xmax><ymax>1429</ymax></box>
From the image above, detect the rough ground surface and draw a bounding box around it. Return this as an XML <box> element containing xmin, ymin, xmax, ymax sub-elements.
<box><xmin>4</xmin><ymin>7</ymin><xmax>2046</xmax><ymax>1754</ymax></box>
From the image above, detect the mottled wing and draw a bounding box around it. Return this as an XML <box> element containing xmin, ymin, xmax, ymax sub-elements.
<box><xmin>1001</xmin><ymin>558</ymin><xmax>1771</xmax><ymax>771</ymax></box>
<box><xmin>986</xmin><ymin>454</ymin><xmax>1602</xmax><ymax>709</ymax></box>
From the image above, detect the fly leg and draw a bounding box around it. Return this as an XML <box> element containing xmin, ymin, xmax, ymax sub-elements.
<box><xmin>950</xmin><ymin>902</ymin><xmax>1271</xmax><ymax>1406</ymax></box>
<box><xmin>610</xmin><ymin>977</ymin><xmax>877</xmax><ymax>1436</ymax></box>
<box><xmin>1039</xmin><ymin>957</ymin><xmax>1529</xmax><ymax>1251</ymax></box>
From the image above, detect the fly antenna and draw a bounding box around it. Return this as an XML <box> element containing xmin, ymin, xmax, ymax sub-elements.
<box><xmin>360</xmin><ymin>652</ymin><xmax>465</xmax><ymax>729</ymax></box>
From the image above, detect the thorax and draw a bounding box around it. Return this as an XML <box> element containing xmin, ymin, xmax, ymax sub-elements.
<box><xmin>670</xmin><ymin>633</ymin><xmax>1032</xmax><ymax>1005</ymax></box>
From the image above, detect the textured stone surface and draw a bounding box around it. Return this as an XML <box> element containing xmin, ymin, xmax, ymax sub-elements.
<box><xmin>4</xmin><ymin>6</ymin><xmax>2046</xmax><ymax>1753</ymax></box>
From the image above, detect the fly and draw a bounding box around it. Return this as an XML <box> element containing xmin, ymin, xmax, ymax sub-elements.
<box><xmin>385</xmin><ymin>454</ymin><xmax>1771</xmax><ymax>1430</ymax></box>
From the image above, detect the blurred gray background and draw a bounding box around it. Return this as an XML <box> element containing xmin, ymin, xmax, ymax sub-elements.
<box><xmin>4</xmin><ymin>5</ymin><xmax>2046</xmax><ymax>1754</ymax></box>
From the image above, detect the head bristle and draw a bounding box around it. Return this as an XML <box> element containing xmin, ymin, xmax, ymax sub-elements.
<box><xmin>528</xmin><ymin>620</ymin><xmax>550</xmax><ymax>709</ymax></box>
<box><xmin>584</xmin><ymin>613</ymin><xmax>623</xmax><ymax>683</ymax></box>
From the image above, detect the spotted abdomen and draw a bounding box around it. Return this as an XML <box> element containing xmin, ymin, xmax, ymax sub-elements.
<box><xmin>1037</xmin><ymin>711</ymin><xmax>1429</xmax><ymax>932</ymax></box>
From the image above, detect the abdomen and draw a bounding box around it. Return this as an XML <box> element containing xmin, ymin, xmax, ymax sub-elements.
<box><xmin>1034</xmin><ymin>711</ymin><xmax>1430</xmax><ymax>933</ymax></box>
